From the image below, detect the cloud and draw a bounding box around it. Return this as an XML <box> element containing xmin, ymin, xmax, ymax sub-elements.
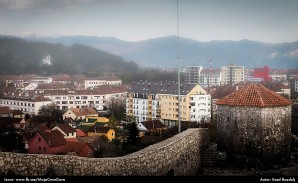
<box><xmin>0</xmin><ymin>0</ymin><xmax>36</xmax><ymax>9</ymax></box>
<box><xmin>0</xmin><ymin>0</ymin><xmax>93</xmax><ymax>10</ymax></box>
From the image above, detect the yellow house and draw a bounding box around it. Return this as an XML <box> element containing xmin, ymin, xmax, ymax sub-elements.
<box><xmin>87</xmin><ymin>126</ymin><xmax>115</xmax><ymax>141</ymax></box>
<box><xmin>81</xmin><ymin>117</ymin><xmax>109</xmax><ymax>126</ymax></box>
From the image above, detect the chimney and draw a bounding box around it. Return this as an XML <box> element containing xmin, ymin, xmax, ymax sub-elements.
<box><xmin>236</xmin><ymin>86</ymin><xmax>239</xmax><ymax>90</ymax></box>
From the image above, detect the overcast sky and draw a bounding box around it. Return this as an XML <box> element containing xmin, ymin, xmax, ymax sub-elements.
<box><xmin>0</xmin><ymin>0</ymin><xmax>298</xmax><ymax>43</ymax></box>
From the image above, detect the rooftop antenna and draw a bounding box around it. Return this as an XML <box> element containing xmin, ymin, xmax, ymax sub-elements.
<box><xmin>177</xmin><ymin>0</ymin><xmax>181</xmax><ymax>133</ymax></box>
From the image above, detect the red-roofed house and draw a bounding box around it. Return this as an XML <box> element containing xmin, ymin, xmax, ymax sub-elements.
<box><xmin>28</xmin><ymin>130</ymin><xmax>66</xmax><ymax>154</ymax></box>
<box><xmin>0</xmin><ymin>106</ymin><xmax>12</xmax><ymax>117</ymax></box>
<box><xmin>216</xmin><ymin>84</ymin><xmax>292</xmax><ymax>166</ymax></box>
<box><xmin>75</xmin><ymin>129</ymin><xmax>87</xmax><ymax>137</ymax></box>
<box><xmin>141</xmin><ymin>120</ymin><xmax>166</xmax><ymax>133</ymax></box>
<box><xmin>61</xmin><ymin>141</ymin><xmax>93</xmax><ymax>157</ymax></box>
<box><xmin>62</xmin><ymin>107</ymin><xmax>98</xmax><ymax>120</ymax></box>
<box><xmin>52</xmin><ymin>124</ymin><xmax>76</xmax><ymax>139</ymax></box>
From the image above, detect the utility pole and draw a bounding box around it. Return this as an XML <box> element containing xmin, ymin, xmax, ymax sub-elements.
<box><xmin>177</xmin><ymin>0</ymin><xmax>181</xmax><ymax>133</ymax></box>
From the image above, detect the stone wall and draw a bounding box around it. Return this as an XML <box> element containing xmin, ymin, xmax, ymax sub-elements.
<box><xmin>0</xmin><ymin>128</ymin><xmax>209</xmax><ymax>176</ymax></box>
<box><xmin>217</xmin><ymin>105</ymin><xmax>291</xmax><ymax>165</ymax></box>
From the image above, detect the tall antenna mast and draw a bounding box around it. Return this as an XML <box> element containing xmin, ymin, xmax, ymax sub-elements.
<box><xmin>177</xmin><ymin>0</ymin><xmax>181</xmax><ymax>133</ymax></box>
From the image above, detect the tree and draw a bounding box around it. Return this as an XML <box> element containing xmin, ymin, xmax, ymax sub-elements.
<box><xmin>38</xmin><ymin>103</ymin><xmax>64</xmax><ymax>123</ymax></box>
<box><xmin>107</xmin><ymin>97</ymin><xmax>126</xmax><ymax>120</ymax></box>
<box><xmin>122</xmin><ymin>122</ymin><xmax>141</xmax><ymax>154</ymax></box>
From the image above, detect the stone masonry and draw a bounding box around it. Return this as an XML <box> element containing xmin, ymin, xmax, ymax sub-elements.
<box><xmin>0</xmin><ymin>128</ymin><xmax>209</xmax><ymax>176</ymax></box>
<box><xmin>217</xmin><ymin>105</ymin><xmax>291</xmax><ymax>165</ymax></box>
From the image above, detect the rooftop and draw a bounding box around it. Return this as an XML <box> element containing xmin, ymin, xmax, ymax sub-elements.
<box><xmin>216</xmin><ymin>84</ymin><xmax>292</xmax><ymax>107</ymax></box>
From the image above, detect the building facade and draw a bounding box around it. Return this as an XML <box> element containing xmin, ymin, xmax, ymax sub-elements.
<box><xmin>199</xmin><ymin>68</ymin><xmax>221</xmax><ymax>87</ymax></box>
<box><xmin>184</xmin><ymin>66</ymin><xmax>203</xmax><ymax>84</ymax></box>
<box><xmin>84</xmin><ymin>76</ymin><xmax>122</xmax><ymax>89</ymax></box>
<box><xmin>0</xmin><ymin>96</ymin><xmax>52</xmax><ymax>115</ymax></box>
<box><xmin>126</xmin><ymin>82</ymin><xmax>211</xmax><ymax>126</ymax></box>
<box><xmin>220</xmin><ymin>64</ymin><xmax>244</xmax><ymax>85</ymax></box>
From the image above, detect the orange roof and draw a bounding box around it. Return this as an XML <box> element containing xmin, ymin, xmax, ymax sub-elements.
<box><xmin>70</xmin><ymin>107</ymin><xmax>98</xmax><ymax>117</ymax></box>
<box><xmin>0</xmin><ymin>106</ymin><xmax>11</xmax><ymax>114</ymax></box>
<box><xmin>61</xmin><ymin>141</ymin><xmax>92</xmax><ymax>157</ymax></box>
<box><xmin>75</xmin><ymin>129</ymin><xmax>87</xmax><ymax>137</ymax></box>
<box><xmin>216</xmin><ymin>84</ymin><xmax>292</xmax><ymax>107</ymax></box>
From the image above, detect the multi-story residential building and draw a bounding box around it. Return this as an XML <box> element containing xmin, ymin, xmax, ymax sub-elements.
<box><xmin>126</xmin><ymin>82</ymin><xmax>211</xmax><ymax>126</ymax></box>
<box><xmin>27</xmin><ymin>76</ymin><xmax>52</xmax><ymax>84</ymax></box>
<box><xmin>0</xmin><ymin>96</ymin><xmax>52</xmax><ymax>115</ymax></box>
<box><xmin>184</xmin><ymin>66</ymin><xmax>203</xmax><ymax>84</ymax></box>
<box><xmin>84</xmin><ymin>76</ymin><xmax>122</xmax><ymax>89</ymax></box>
<box><xmin>199</xmin><ymin>68</ymin><xmax>221</xmax><ymax>87</ymax></box>
<box><xmin>270</xmin><ymin>69</ymin><xmax>288</xmax><ymax>82</ymax></box>
<box><xmin>43</xmin><ymin>85</ymin><xmax>127</xmax><ymax>111</ymax></box>
<box><xmin>220</xmin><ymin>64</ymin><xmax>244</xmax><ymax>85</ymax></box>
<box><xmin>290</xmin><ymin>76</ymin><xmax>298</xmax><ymax>94</ymax></box>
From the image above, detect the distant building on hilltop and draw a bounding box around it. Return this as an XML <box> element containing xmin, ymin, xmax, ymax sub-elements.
<box><xmin>216</xmin><ymin>84</ymin><xmax>292</xmax><ymax>166</ymax></box>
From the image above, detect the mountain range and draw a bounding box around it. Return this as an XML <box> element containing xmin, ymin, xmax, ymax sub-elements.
<box><xmin>25</xmin><ymin>35</ymin><xmax>298</xmax><ymax>69</ymax></box>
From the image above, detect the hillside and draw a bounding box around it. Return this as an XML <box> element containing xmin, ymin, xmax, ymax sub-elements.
<box><xmin>25</xmin><ymin>35</ymin><xmax>298</xmax><ymax>69</ymax></box>
<box><xmin>0</xmin><ymin>36</ymin><xmax>138</xmax><ymax>75</ymax></box>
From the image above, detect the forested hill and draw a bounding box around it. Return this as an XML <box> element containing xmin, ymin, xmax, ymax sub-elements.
<box><xmin>0</xmin><ymin>36</ymin><xmax>138</xmax><ymax>76</ymax></box>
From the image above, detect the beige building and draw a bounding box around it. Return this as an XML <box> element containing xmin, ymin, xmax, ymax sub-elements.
<box><xmin>126</xmin><ymin>82</ymin><xmax>211</xmax><ymax>126</ymax></box>
<box><xmin>220</xmin><ymin>64</ymin><xmax>244</xmax><ymax>85</ymax></box>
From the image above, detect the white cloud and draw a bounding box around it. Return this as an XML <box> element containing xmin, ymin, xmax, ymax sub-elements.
<box><xmin>0</xmin><ymin>0</ymin><xmax>36</xmax><ymax>9</ymax></box>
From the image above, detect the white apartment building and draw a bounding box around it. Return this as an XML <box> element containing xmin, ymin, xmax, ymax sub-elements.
<box><xmin>199</xmin><ymin>68</ymin><xmax>221</xmax><ymax>87</ymax></box>
<box><xmin>126</xmin><ymin>82</ymin><xmax>211</xmax><ymax>126</ymax></box>
<box><xmin>221</xmin><ymin>64</ymin><xmax>244</xmax><ymax>85</ymax></box>
<box><xmin>184</xmin><ymin>66</ymin><xmax>203</xmax><ymax>84</ymax></box>
<box><xmin>0</xmin><ymin>96</ymin><xmax>52</xmax><ymax>115</ymax></box>
<box><xmin>84</xmin><ymin>76</ymin><xmax>122</xmax><ymax>89</ymax></box>
<box><xmin>27</xmin><ymin>76</ymin><xmax>52</xmax><ymax>84</ymax></box>
<box><xmin>43</xmin><ymin>86</ymin><xmax>127</xmax><ymax>111</ymax></box>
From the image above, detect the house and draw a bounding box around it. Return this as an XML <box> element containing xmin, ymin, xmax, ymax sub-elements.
<box><xmin>51</xmin><ymin>124</ymin><xmax>76</xmax><ymax>140</ymax></box>
<box><xmin>75</xmin><ymin>129</ymin><xmax>87</xmax><ymax>137</ymax></box>
<box><xmin>0</xmin><ymin>106</ymin><xmax>12</xmax><ymax>117</ymax></box>
<box><xmin>80</xmin><ymin>117</ymin><xmax>109</xmax><ymax>126</ymax></box>
<box><xmin>27</xmin><ymin>130</ymin><xmax>66</xmax><ymax>154</ymax></box>
<box><xmin>86</xmin><ymin>126</ymin><xmax>115</xmax><ymax>141</ymax></box>
<box><xmin>142</xmin><ymin>120</ymin><xmax>166</xmax><ymax>134</ymax></box>
<box><xmin>12</xmin><ymin>110</ymin><xmax>24</xmax><ymax>118</ymax></box>
<box><xmin>62</xmin><ymin>107</ymin><xmax>98</xmax><ymax>121</ymax></box>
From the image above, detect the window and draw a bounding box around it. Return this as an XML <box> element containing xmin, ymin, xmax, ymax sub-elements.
<box><xmin>39</xmin><ymin>147</ymin><xmax>41</xmax><ymax>151</ymax></box>
<box><xmin>38</xmin><ymin>137</ymin><xmax>41</xmax><ymax>142</ymax></box>
<box><xmin>43</xmin><ymin>147</ymin><xmax>46</xmax><ymax>152</ymax></box>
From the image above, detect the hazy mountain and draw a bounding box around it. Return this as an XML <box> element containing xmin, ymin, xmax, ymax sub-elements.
<box><xmin>0</xmin><ymin>36</ymin><xmax>138</xmax><ymax>75</ymax></box>
<box><xmin>25</xmin><ymin>35</ymin><xmax>298</xmax><ymax>69</ymax></box>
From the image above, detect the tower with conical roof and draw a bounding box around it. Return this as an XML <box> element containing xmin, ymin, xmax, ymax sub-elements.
<box><xmin>216</xmin><ymin>84</ymin><xmax>292</xmax><ymax>166</ymax></box>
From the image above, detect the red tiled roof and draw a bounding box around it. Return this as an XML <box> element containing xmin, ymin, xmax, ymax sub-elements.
<box><xmin>142</xmin><ymin>120</ymin><xmax>166</xmax><ymax>130</ymax></box>
<box><xmin>70</xmin><ymin>107</ymin><xmax>98</xmax><ymax>117</ymax></box>
<box><xmin>38</xmin><ymin>130</ymin><xmax>67</xmax><ymax>147</ymax></box>
<box><xmin>54</xmin><ymin>124</ymin><xmax>76</xmax><ymax>134</ymax></box>
<box><xmin>75</xmin><ymin>129</ymin><xmax>87</xmax><ymax>137</ymax></box>
<box><xmin>22</xmin><ymin>131</ymin><xmax>36</xmax><ymax>142</ymax></box>
<box><xmin>0</xmin><ymin>106</ymin><xmax>11</xmax><ymax>114</ymax></box>
<box><xmin>12</xmin><ymin>110</ymin><xmax>24</xmax><ymax>116</ymax></box>
<box><xmin>31</xmin><ymin>124</ymin><xmax>51</xmax><ymax>133</ymax></box>
<box><xmin>61</xmin><ymin>141</ymin><xmax>92</xmax><ymax>157</ymax></box>
<box><xmin>216</xmin><ymin>84</ymin><xmax>292</xmax><ymax>107</ymax></box>
<box><xmin>66</xmin><ymin>138</ymin><xmax>79</xmax><ymax>142</ymax></box>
